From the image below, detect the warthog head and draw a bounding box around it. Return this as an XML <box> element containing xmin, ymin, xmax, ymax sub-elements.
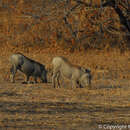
<box><xmin>79</xmin><ymin>73</ymin><xmax>91</xmax><ymax>88</ymax></box>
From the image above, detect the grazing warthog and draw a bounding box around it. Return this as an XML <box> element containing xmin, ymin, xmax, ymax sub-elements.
<box><xmin>9</xmin><ymin>53</ymin><xmax>47</xmax><ymax>84</ymax></box>
<box><xmin>52</xmin><ymin>56</ymin><xmax>91</xmax><ymax>88</ymax></box>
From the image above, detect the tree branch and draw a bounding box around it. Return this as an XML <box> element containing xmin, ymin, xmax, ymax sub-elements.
<box><xmin>102</xmin><ymin>0</ymin><xmax>130</xmax><ymax>32</ymax></box>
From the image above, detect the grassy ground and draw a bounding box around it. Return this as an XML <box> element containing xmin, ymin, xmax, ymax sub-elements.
<box><xmin>0</xmin><ymin>47</ymin><xmax>130</xmax><ymax>129</ymax></box>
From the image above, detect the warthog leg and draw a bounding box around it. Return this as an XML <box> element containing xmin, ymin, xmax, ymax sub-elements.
<box><xmin>52</xmin><ymin>70</ymin><xmax>60</xmax><ymax>88</ymax></box>
<box><xmin>10</xmin><ymin>65</ymin><xmax>17</xmax><ymax>83</ymax></box>
<box><xmin>26</xmin><ymin>75</ymin><xmax>30</xmax><ymax>82</ymax></box>
<box><xmin>71</xmin><ymin>80</ymin><xmax>77</xmax><ymax>88</ymax></box>
<box><xmin>52</xmin><ymin>73</ymin><xmax>57</xmax><ymax>88</ymax></box>
<box><xmin>77</xmin><ymin>81</ymin><xmax>83</xmax><ymax>88</ymax></box>
<box><xmin>34</xmin><ymin>77</ymin><xmax>38</xmax><ymax>83</ymax></box>
<box><xmin>41</xmin><ymin>71</ymin><xmax>47</xmax><ymax>83</ymax></box>
<box><xmin>22</xmin><ymin>75</ymin><xmax>31</xmax><ymax>84</ymax></box>
<box><xmin>56</xmin><ymin>72</ymin><xmax>60</xmax><ymax>88</ymax></box>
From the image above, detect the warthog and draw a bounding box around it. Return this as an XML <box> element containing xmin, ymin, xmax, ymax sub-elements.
<box><xmin>9</xmin><ymin>53</ymin><xmax>47</xmax><ymax>83</ymax></box>
<box><xmin>52</xmin><ymin>56</ymin><xmax>91</xmax><ymax>88</ymax></box>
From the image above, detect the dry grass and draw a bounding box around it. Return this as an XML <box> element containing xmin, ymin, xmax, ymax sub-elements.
<box><xmin>0</xmin><ymin>47</ymin><xmax>129</xmax><ymax>129</ymax></box>
<box><xmin>0</xmin><ymin>0</ymin><xmax>129</xmax><ymax>51</ymax></box>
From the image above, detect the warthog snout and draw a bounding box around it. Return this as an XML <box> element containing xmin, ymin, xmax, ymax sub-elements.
<box><xmin>79</xmin><ymin>73</ymin><xmax>91</xmax><ymax>88</ymax></box>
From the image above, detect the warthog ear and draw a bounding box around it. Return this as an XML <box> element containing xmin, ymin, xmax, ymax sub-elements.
<box><xmin>81</xmin><ymin>67</ymin><xmax>91</xmax><ymax>73</ymax></box>
<box><xmin>86</xmin><ymin>69</ymin><xmax>91</xmax><ymax>73</ymax></box>
<box><xmin>81</xmin><ymin>67</ymin><xmax>86</xmax><ymax>72</ymax></box>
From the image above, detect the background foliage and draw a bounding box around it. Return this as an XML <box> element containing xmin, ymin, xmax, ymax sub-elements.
<box><xmin>0</xmin><ymin>0</ymin><xmax>130</xmax><ymax>51</ymax></box>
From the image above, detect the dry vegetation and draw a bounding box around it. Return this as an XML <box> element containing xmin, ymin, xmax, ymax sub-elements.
<box><xmin>0</xmin><ymin>0</ymin><xmax>130</xmax><ymax>129</ymax></box>
<box><xmin>0</xmin><ymin>48</ymin><xmax>130</xmax><ymax>129</ymax></box>
<box><xmin>0</xmin><ymin>0</ymin><xmax>130</xmax><ymax>51</ymax></box>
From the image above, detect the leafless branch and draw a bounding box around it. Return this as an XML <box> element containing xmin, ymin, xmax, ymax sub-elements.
<box><xmin>63</xmin><ymin>3</ymin><xmax>81</xmax><ymax>41</ymax></box>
